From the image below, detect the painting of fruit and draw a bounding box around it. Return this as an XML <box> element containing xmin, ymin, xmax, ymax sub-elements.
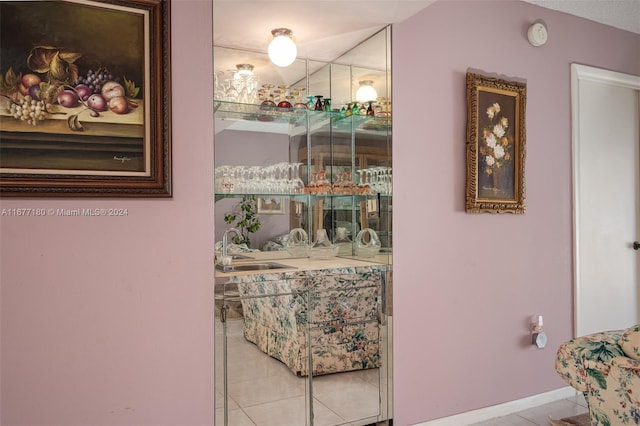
<box><xmin>0</xmin><ymin>0</ymin><xmax>170</xmax><ymax>196</ymax></box>
<box><xmin>0</xmin><ymin>2</ymin><xmax>144</xmax><ymax>128</ymax></box>
<box><xmin>0</xmin><ymin>0</ymin><xmax>169</xmax><ymax>191</ymax></box>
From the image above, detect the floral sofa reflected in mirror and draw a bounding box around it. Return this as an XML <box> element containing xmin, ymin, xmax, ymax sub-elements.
<box><xmin>228</xmin><ymin>266</ymin><xmax>384</xmax><ymax>376</ymax></box>
<box><xmin>555</xmin><ymin>324</ymin><xmax>640</xmax><ymax>425</ymax></box>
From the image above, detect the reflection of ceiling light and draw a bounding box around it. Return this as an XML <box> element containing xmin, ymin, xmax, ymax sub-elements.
<box><xmin>268</xmin><ymin>28</ymin><xmax>297</xmax><ymax>67</ymax></box>
<box><xmin>234</xmin><ymin>64</ymin><xmax>254</xmax><ymax>79</ymax></box>
<box><xmin>355</xmin><ymin>80</ymin><xmax>377</xmax><ymax>102</ymax></box>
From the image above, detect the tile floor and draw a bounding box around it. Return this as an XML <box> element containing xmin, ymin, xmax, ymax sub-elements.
<box><xmin>467</xmin><ymin>394</ymin><xmax>588</xmax><ymax>426</ymax></box>
<box><xmin>215</xmin><ymin>317</ymin><xmax>392</xmax><ymax>426</ymax></box>
<box><xmin>216</xmin><ymin>316</ymin><xmax>586</xmax><ymax>426</ymax></box>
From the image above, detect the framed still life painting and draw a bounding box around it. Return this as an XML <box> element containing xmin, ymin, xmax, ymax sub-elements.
<box><xmin>0</xmin><ymin>0</ymin><xmax>171</xmax><ymax>197</ymax></box>
<box><xmin>465</xmin><ymin>72</ymin><xmax>526</xmax><ymax>213</ymax></box>
<box><xmin>257</xmin><ymin>197</ymin><xmax>285</xmax><ymax>215</ymax></box>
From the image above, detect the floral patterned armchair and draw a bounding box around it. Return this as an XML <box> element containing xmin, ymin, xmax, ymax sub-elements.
<box><xmin>555</xmin><ymin>325</ymin><xmax>640</xmax><ymax>425</ymax></box>
<box><xmin>230</xmin><ymin>266</ymin><xmax>384</xmax><ymax>376</ymax></box>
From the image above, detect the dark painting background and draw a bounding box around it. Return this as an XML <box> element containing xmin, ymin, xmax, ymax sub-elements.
<box><xmin>0</xmin><ymin>1</ymin><xmax>144</xmax><ymax>92</ymax></box>
<box><xmin>477</xmin><ymin>90</ymin><xmax>517</xmax><ymax>200</ymax></box>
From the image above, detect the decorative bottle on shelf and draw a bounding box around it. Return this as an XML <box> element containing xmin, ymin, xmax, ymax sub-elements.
<box><xmin>293</xmin><ymin>87</ymin><xmax>308</xmax><ymax>110</ymax></box>
<box><xmin>316</xmin><ymin>170</ymin><xmax>332</xmax><ymax>194</ymax></box>
<box><xmin>345</xmin><ymin>103</ymin><xmax>353</xmax><ymax>117</ymax></box>
<box><xmin>332</xmin><ymin>172</ymin><xmax>343</xmax><ymax>194</ymax></box>
<box><xmin>259</xmin><ymin>84</ymin><xmax>276</xmax><ymax>110</ymax></box>
<box><xmin>277</xmin><ymin>97</ymin><xmax>293</xmax><ymax>110</ymax></box>
<box><xmin>367</xmin><ymin>102</ymin><xmax>375</xmax><ymax>116</ymax></box>
<box><xmin>333</xmin><ymin>227</ymin><xmax>352</xmax><ymax>256</ymax></box>
<box><xmin>314</xmin><ymin>95</ymin><xmax>324</xmax><ymax>111</ymax></box>
<box><xmin>307</xmin><ymin>95</ymin><xmax>315</xmax><ymax>110</ymax></box>
<box><xmin>323</xmin><ymin>98</ymin><xmax>331</xmax><ymax>112</ymax></box>
<box><xmin>342</xmin><ymin>170</ymin><xmax>356</xmax><ymax>194</ymax></box>
<box><xmin>294</xmin><ymin>98</ymin><xmax>308</xmax><ymax>110</ymax></box>
<box><xmin>276</xmin><ymin>85</ymin><xmax>292</xmax><ymax>110</ymax></box>
<box><xmin>306</xmin><ymin>172</ymin><xmax>319</xmax><ymax>194</ymax></box>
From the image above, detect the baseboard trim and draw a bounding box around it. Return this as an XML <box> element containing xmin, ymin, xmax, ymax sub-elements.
<box><xmin>413</xmin><ymin>387</ymin><xmax>579</xmax><ymax>426</ymax></box>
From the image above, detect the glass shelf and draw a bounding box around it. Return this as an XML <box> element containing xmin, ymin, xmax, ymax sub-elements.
<box><xmin>214</xmin><ymin>192</ymin><xmax>388</xmax><ymax>202</ymax></box>
<box><xmin>213</xmin><ymin>100</ymin><xmax>390</xmax><ymax>135</ymax></box>
<box><xmin>214</xmin><ymin>100</ymin><xmax>316</xmax><ymax>125</ymax></box>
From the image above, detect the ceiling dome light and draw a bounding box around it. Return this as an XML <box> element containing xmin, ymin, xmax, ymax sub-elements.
<box><xmin>355</xmin><ymin>80</ymin><xmax>377</xmax><ymax>103</ymax></box>
<box><xmin>268</xmin><ymin>28</ymin><xmax>297</xmax><ymax>67</ymax></box>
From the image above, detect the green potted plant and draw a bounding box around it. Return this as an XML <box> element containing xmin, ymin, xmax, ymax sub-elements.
<box><xmin>223</xmin><ymin>195</ymin><xmax>261</xmax><ymax>248</ymax></box>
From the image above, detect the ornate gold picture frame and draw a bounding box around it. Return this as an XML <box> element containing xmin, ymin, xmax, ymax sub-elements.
<box><xmin>0</xmin><ymin>0</ymin><xmax>171</xmax><ymax>197</ymax></box>
<box><xmin>465</xmin><ymin>72</ymin><xmax>526</xmax><ymax>213</ymax></box>
<box><xmin>257</xmin><ymin>197</ymin><xmax>285</xmax><ymax>214</ymax></box>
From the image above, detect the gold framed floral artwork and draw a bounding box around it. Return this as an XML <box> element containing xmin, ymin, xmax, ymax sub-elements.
<box><xmin>465</xmin><ymin>72</ymin><xmax>526</xmax><ymax>213</ymax></box>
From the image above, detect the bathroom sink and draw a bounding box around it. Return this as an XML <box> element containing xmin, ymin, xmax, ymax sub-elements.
<box><xmin>215</xmin><ymin>262</ymin><xmax>294</xmax><ymax>273</ymax></box>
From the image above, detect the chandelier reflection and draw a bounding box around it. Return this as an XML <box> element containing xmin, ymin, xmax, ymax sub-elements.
<box><xmin>214</xmin><ymin>63</ymin><xmax>259</xmax><ymax>104</ymax></box>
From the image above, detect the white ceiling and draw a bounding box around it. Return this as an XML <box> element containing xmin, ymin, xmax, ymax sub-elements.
<box><xmin>213</xmin><ymin>1</ymin><xmax>435</xmax><ymax>65</ymax></box>
<box><xmin>213</xmin><ymin>0</ymin><xmax>639</xmax><ymax>64</ymax></box>
<box><xmin>213</xmin><ymin>0</ymin><xmax>639</xmax><ymax>89</ymax></box>
<box><xmin>522</xmin><ymin>0</ymin><xmax>640</xmax><ymax>35</ymax></box>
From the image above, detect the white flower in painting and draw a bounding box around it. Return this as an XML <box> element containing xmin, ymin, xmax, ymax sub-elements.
<box><xmin>481</xmin><ymin>102</ymin><xmax>513</xmax><ymax>175</ymax></box>
<box><xmin>485</xmin><ymin>132</ymin><xmax>497</xmax><ymax>148</ymax></box>
<box><xmin>486</xmin><ymin>106</ymin><xmax>495</xmax><ymax>120</ymax></box>
<box><xmin>493</xmin><ymin>144</ymin><xmax>505</xmax><ymax>159</ymax></box>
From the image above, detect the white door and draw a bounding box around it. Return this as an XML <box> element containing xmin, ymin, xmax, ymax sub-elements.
<box><xmin>572</xmin><ymin>64</ymin><xmax>640</xmax><ymax>337</ymax></box>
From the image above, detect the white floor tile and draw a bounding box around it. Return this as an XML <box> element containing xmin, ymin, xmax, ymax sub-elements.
<box><xmin>516</xmin><ymin>399</ymin><xmax>588</xmax><ymax>425</ymax></box>
<box><xmin>567</xmin><ymin>393</ymin><xmax>588</xmax><ymax>408</ymax></box>
<box><xmin>469</xmin><ymin>414</ymin><xmax>537</xmax><ymax>425</ymax></box>
<box><xmin>467</xmin><ymin>397</ymin><xmax>590</xmax><ymax>426</ymax></box>
<box><xmin>215</xmin><ymin>407</ymin><xmax>256</xmax><ymax>426</ymax></box>
<box><xmin>217</xmin><ymin>313</ymin><xmax>392</xmax><ymax>424</ymax></box>
<box><xmin>229</xmin><ymin>373</ymin><xmax>306</xmax><ymax>408</ymax></box>
<box><xmin>242</xmin><ymin>395</ymin><xmax>345</xmax><ymax>426</ymax></box>
<box><xmin>312</xmin><ymin>372</ymin><xmax>381</xmax><ymax>422</ymax></box>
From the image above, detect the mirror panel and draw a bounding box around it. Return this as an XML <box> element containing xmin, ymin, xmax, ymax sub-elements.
<box><xmin>214</xmin><ymin>26</ymin><xmax>392</xmax><ymax>425</ymax></box>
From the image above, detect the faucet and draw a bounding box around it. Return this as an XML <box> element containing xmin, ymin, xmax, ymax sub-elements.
<box><xmin>222</xmin><ymin>227</ymin><xmax>241</xmax><ymax>258</ymax></box>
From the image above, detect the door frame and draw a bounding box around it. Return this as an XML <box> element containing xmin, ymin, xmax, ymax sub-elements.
<box><xmin>571</xmin><ymin>63</ymin><xmax>640</xmax><ymax>337</ymax></box>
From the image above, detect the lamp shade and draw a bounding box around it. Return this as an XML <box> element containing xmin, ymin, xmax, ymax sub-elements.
<box><xmin>268</xmin><ymin>28</ymin><xmax>297</xmax><ymax>67</ymax></box>
<box><xmin>355</xmin><ymin>80</ymin><xmax>377</xmax><ymax>103</ymax></box>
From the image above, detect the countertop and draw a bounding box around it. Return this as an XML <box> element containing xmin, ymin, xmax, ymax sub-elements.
<box><xmin>214</xmin><ymin>250</ymin><xmax>391</xmax><ymax>278</ymax></box>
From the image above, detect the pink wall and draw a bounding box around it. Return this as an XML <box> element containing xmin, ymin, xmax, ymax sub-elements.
<box><xmin>392</xmin><ymin>1</ymin><xmax>640</xmax><ymax>424</ymax></box>
<box><xmin>0</xmin><ymin>1</ymin><xmax>214</xmax><ymax>425</ymax></box>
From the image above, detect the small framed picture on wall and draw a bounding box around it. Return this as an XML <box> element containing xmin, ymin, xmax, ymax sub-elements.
<box><xmin>257</xmin><ymin>197</ymin><xmax>285</xmax><ymax>214</ymax></box>
<box><xmin>465</xmin><ymin>71</ymin><xmax>526</xmax><ymax>213</ymax></box>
